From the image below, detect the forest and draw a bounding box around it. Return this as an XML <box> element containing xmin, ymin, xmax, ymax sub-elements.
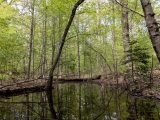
<box><xmin>0</xmin><ymin>0</ymin><xmax>160</xmax><ymax>120</ymax></box>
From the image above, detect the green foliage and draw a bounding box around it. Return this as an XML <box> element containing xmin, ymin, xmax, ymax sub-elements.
<box><xmin>126</xmin><ymin>40</ymin><xmax>151</xmax><ymax>74</ymax></box>
<box><xmin>0</xmin><ymin>0</ymin><xmax>159</xmax><ymax>81</ymax></box>
<box><xmin>0</xmin><ymin>74</ymin><xmax>10</xmax><ymax>81</ymax></box>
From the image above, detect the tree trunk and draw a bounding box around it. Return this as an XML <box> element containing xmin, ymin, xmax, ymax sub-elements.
<box><xmin>46</xmin><ymin>0</ymin><xmax>85</xmax><ymax>119</ymax></box>
<box><xmin>140</xmin><ymin>0</ymin><xmax>160</xmax><ymax>62</ymax></box>
<box><xmin>121</xmin><ymin>0</ymin><xmax>130</xmax><ymax>67</ymax></box>
<box><xmin>41</xmin><ymin>1</ymin><xmax>47</xmax><ymax>78</ymax></box>
<box><xmin>111</xmin><ymin>0</ymin><xmax>118</xmax><ymax>83</ymax></box>
<box><xmin>76</xmin><ymin>17</ymin><xmax>81</xmax><ymax>78</ymax></box>
<box><xmin>51</xmin><ymin>17</ymin><xmax>56</xmax><ymax>66</ymax></box>
<box><xmin>27</xmin><ymin>0</ymin><xmax>35</xmax><ymax>80</ymax></box>
<box><xmin>47</xmin><ymin>0</ymin><xmax>85</xmax><ymax>89</ymax></box>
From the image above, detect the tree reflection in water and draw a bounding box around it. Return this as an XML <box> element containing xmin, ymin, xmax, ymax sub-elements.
<box><xmin>0</xmin><ymin>83</ymin><xmax>160</xmax><ymax>120</ymax></box>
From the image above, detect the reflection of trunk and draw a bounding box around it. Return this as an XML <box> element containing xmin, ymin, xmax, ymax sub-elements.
<box><xmin>40</xmin><ymin>93</ymin><xmax>45</xmax><ymax>120</ymax></box>
<box><xmin>46</xmin><ymin>90</ymin><xmax>58</xmax><ymax>119</ymax></box>
<box><xmin>115</xmin><ymin>89</ymin><xmax>121</xmax><ymax>119</ymax></box>
<box><xmin>66</xmin><ymin>85</ymin><xmax>69</xmax><ymax>119</ymax></box>
<box><xmin>121</xmin><ymin>0</ymin><xmax>130</xmax><ymax>68</ymax></box>
<box><xmin>56</xmin><ymin>69</ymin><xmax>61</xmax><ymax>119</ymax></box>
<box><xmin>26</xmin><ymin>94</ymin><xmax>30</xmax><ymax>120</ymax></box>
<box><xmin>127</xmin><ymin>97</ymin><xmax>138</xmax><ymax>120</ymax></box>
<box><xmin>79</xmin><ymin>84</ymin><xmax>82</xmax><ymax>120</ymax></box>
<box><xmin>140</xmin><ymin>0</ymin><xmax>160</xmax><ymax>62</ymax></box>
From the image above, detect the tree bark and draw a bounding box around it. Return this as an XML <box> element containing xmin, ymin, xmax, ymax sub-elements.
<box><xmin>121</xmin><ymin>0</ymin><xmax>130</xmax><ymax>67</ymax></box>
<box><xmin>140</xmin><ymin>0</ymin><xmax>160</xmax><ymax>62</ymax></box>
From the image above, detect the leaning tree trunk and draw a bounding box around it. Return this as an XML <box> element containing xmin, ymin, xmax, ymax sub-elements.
<box><xmin>47</xmin><ymin>0</ymin><xmax>85</xmax><ymax>89</ymax></box>
<box><xmin>46</xmin><ymin>0</ymin><xmax>85</xmax><ymax>119</ymax></box>
<box><xmin>140</xmin><ymin>0</ymin><xmax>160</xmax><ymax>62</ymax></box>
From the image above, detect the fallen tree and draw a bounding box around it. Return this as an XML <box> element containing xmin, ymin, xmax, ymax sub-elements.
<box><xmin>0</xmin><ymin>85</ymin><xmax>47</xmax><ymax>98</ymax></box>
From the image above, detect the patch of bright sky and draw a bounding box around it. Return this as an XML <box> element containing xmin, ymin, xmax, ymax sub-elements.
<box><xmin>11</xmin><ymin>0</ymin><xmax>30</xmax><ymax>15</ymax></box>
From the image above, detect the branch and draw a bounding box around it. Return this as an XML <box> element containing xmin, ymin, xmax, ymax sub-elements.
<box><xmin>114</xmin><ymin>0</ymin><xmax>144</xmax><ymax>17</ymax></box>
<box><xmin>66</xmin><ymin>33</ymin><xmax>92</xmax><ymax>41</ymax></box>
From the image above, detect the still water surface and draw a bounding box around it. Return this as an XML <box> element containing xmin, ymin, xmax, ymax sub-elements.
<box><xmin>0</xmin><ymin>83</ymin><xmax>160</xmax><ymax>120</ymax></box>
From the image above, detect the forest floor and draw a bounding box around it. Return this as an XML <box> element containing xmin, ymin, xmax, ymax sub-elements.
<box><xmin>0</xmin><ymin>72</ymin><xmax>159</xmax><ymax>100</ymax></box>
<box><xmin>97</xmin><ymin>70</ymin><xmax>160</xmax><ymax>100</ymax></box>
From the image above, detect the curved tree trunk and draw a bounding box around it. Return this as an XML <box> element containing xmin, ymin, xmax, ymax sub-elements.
<box><xmin>140</xmin><ymin>0</ymin><xmax>160</xmax><ymax>62</ymax></box>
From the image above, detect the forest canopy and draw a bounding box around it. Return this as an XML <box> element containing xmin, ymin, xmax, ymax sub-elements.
<box><xmin>0</xmin><ymin>0</ymin><xmax>160</xmax><ymax>81</ymax></box>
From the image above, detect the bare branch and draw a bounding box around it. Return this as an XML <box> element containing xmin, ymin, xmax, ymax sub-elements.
<box><xmin>114</xmin><ymin>0</ymin><xmax>144</xmax><ymax>17</ymax></box>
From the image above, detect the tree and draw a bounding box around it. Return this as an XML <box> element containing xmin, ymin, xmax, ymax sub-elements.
<box><xmin>46</xmin><ymin>0</ymin><xmax>85</xmax><ymax>119</ymax></box>
<box><xmin>27</xmin><ymin>0</ymin><xmax>35</xmax><ymax>79</ymax></box>
<box><xmin>121</xmin><ymin>0</ymin><xmax>130</xmax><ymax>68</ymax></box>
<box><xmin>47</xmin><ymin>0</ymin><xmax>85</xmax><ymax>89</ymax></box>
<box><xmin>140</xmin><ymin>0</ymin><xmax>160</xmax><ymax>62</ymax></box>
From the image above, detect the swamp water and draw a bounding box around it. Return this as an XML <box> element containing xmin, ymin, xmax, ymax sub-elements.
<box><xmin>0</xmin><ymin>83</ymin><xmax>160</xmax><ymax>120</ymax></box>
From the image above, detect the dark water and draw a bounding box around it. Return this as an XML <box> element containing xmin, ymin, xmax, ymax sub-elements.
<box><xmin>0</xmin><ymin>83</ymin><xmax>160</xmax><ymax>120</ymax></box>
